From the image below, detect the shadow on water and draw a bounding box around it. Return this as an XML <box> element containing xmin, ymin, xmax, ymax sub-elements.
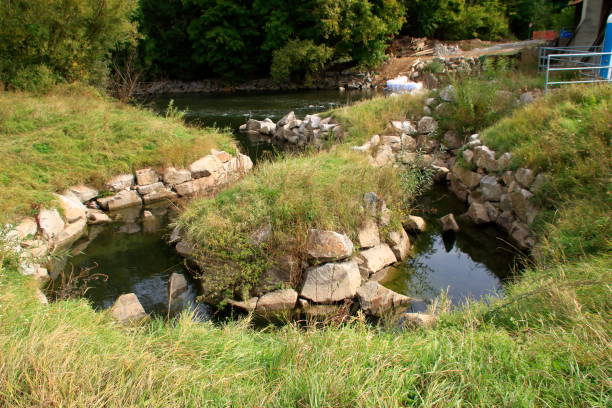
<box><xmin>380</xmin><ymin>185</ymin><xmax>525</xmax><ymax>312</ymax></box>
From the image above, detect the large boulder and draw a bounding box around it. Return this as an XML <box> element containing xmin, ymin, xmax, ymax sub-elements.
<box><xmin>168</xmin><ymin>272</ymin><xmax>188</xmax><ymax>301</ymax></box>
<box><xmin>357</xmin><ymin>218</ymin><xmax>380</xmax><ymax>249</ymax></box>
<box><xmin>387</xmin><ymin>228</ymin><xmax>411</xmax><ymax>260</ymax></box>
<box><xmin>404</xmin><ymin>215</ymin><xmax>426</xmax><ymax>233</ymax></box>
<box><xmin>255</xmin><ymin>289</ymin><xmax>298</xmax><ymax>312</ymax></box>
<box><xmin>68</xmin><ymin>185</ymin><xmax>98</xmax><ymax>203</ymax></box>
<box><xmin>300</xmin><ymin>259</ymin><xmax>361</xmax><ymax>303</ymax></box>
<box><xmin>479</xmin><ymin>175</ymin><xmax>504</xmax><ymax>201</ymax></box>
<box><xmin>466</xmin><ymin>202</ymin><xmax>491</xmax><ymax>224</ymax></box>
<box><xmin>105</xmin><ymin>174</ymin><xmax>134</xmax><ymax>192</ymax></box>
<box><xmin>306</xmin><ymin>229</ymin><xmax>353</xmax><ymax>261</ymax></box>
<box><xmin>440</xmin><ymin>213</ymin><xmax>460</xmax><ymax>232</ymax></box>
<box><xmin>514</xmin><ymin>168</ymin><xmax>535</xmax><ymax>188</ymax></box>
<box><xmin>189</xmin><ymin>155</ymin><xmax>223</xmax><ymax>178</ymax></box>
<box><xmin>135</xmin><ymin>168</ymin><xmax>159</xmax><ymax>186</ymax></box>
<box><xmin>357</xmin><ymin>243</ymin><xmax>397</xmax><ymax>278</ymax></box>
<box><xmin>451</xmin><ymin>162</ymin><xmax>482</xmax><ymax>189</ymax></box>
<box><xmin>163</xmin><ymin>167</ymin><xmax>192</xmax><ymax>185</ymax></box>
<box><xmin>356</xmin><ymin>281</ymin><xmax>411</xmax><ymax>317</ymax></box>
<box><xmin>277</xmin><ymin>111</ymin><xmax>296</xmax><ymax>127</ymax></box>
<box><xmin>110</xmin><ymin>293</ymin><xmax>147</xmax><ymax>324</ymax></box>
<box><xmin>509</xmin><ymin>189</ymin><xmax>538</xmax><ymax>225</ymax></box>
<box><xmin>38</xmin><ymin>209</ymin><xmax>65</xmax><ymax>242</ymax></box>
<box><xmin>373</xmin><ymin>145</ymin><xmax>394</xmax><ymax>167</ymax></box>
<box><xmin>473</xmin><ymin>146</ymin><xmax>498</xmax><ymax>171</ymax></box>
<box><xmin>55</xmin><ymin>218</ymin><xmax>87</xmax><ymax>250</ymax></box>
<box><xmin>227</xmin><ymin>297</ymin><xmax>259</xmax><ymax>312</ymax></box>
<box><xmin>98</xmin><ymin>190</ymin><xmax>142</xmax><ymax>211</ymax></box>
<box><xmin>417</xmin><ymin>116</ymin><xmax>438</xmax><ymax>134</ymax></box>
<box><xmin>56</xmin><ymin>193</ymin><xmax>87</xmax><ymax>223</ymax></box>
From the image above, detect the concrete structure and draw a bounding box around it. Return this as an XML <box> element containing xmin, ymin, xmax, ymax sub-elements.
<box><xmin>571</xmin><ymin>0</ymin><xmax>612</xmax><ymax>46</ymax></box>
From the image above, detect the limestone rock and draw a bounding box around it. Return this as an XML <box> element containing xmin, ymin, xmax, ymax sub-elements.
<box><xmin>168</xmin><ymin>272</ymin><xmax>188</xmax><ymax>301</ymax></box>
<box><xmin>479</xmin><ymin>175</ymin><xmax>504</xmax><ymax>201</ymax></box>
<box><xmin>358</xmin><ymin>244</ymin><xmax>397</xmax><ymax>277</ymax></box>
<box><xmin>174</xmin><ymin>176</ymin><xmax>216</xmax><ymax>197</ymax></box>
<box><xmin>452</xmin><ymin>162</ymin><xmax>482</xmax><ymax>189</ymax></box>
<box><xmin>227</xmin><ymin>297</ymin><xmax>259</xmax><ymax>312</ymax></box>
<box><xmin>245</xmin><ymin>119</ymin><xmax>261</xmax><ymax>132</ymax></box>
<box><xmin>56</xmin><ymin>193</ymin><xmax>87</xmax><ymax>223</ymax></box>
<box><xmin>98</xmin><ymin>190</ymin><xmax>142</xmax><ymax>211</ymax></box>
<box><xmin>473</xmin><ymin>145</ymin><xmax>498</xmax><ymax>171</ymax></box>
<box><xmin>497</xmin><ymin>152</ymin><xmax>512</xmax><ymax>170</ymax></box>
<box><xmin>175</xmin><ymin>241</ymin><xmax>194</xmax><ymax>257</ymax></box>
<box><xmin>401</xmin><ymin>134</ymin><xmax>417</xmax><ymax>151</ymax></box>
<box><xmin>135</xmin><ymin>168</ymin><xmax>158</xmax><ymax>185</ymax></box>
<box><xmin>13</xmin><ymin>218</ymin><xmax>38</xmax><ymax>240</ymax></box>
<box><xmin>467</xmin><ymin>202</ymin><xmax>491</xmax><ymax>224</ymax></box>
<box><xmin>404</xmin><ymin>215</ymin><xmax>426</xmax><ymax>233</ymax></box>
<box><xmin>400</xmin><ymin>312</ymin><xmax>437</xmax><ymax>328</ymax></box>
<box><xmin>142</xmin><ymin>188</ymin><xmax>178</xmax><ymax>204</ymax></box>
<box><xmin>68</xmin><ymin>185</ymin><xmax>98</xmax><ymax>203</ymax></box>
<box><xmin>277</xmin><ymin>111</ymin><xmax>296</xmax><ymax>127</ymax></box>
<box><xmin>38</xmin><ymin>209</ymin><xmax>65</xmax><ymax>242</ymax></box>
<box><xmin>417</xmin><ymin>116</ymin><xmax>438</xmax><ymax>134</ymax></box>
<box><xmin>306</xmin><ymin>229</ymin><xmax>354</xmax><ymax>261</ymax></box>
<box><xmin>55</xmin><ymin>218</ymin><xmax>87</xmax><ymax>250</ymax></box>
<box><xmin>163</xmin><ymin>167</ymin><xmax>192</xmax><ymax>185</ymax></box>
<box><xmin>237</xmin><ymin>153</ymin><xmax>254</xmax><ymax>173</ymax></box>
<box><xmin>36</xmin><ymin>289</ymin><xmax>49</xmax><ymax>305</ymax></box>
<box><xmin>449</xmin><ymin>174</ymin><xmax>469</xmax><ymax>202</ymax></box>
<box><xmin>440</xmin><ymin>213</ymin><xmax>459</xmax><ymax>232</ymax></box>
<box><xmin>212</xmin><ymin>149</ymin><xmax>233</xmax><ymax>163</ymax></box>
<box><xmin>510</xmin><ymin>221</ymin><xmax>535</xmax><ymax>250</ymax></box>
<box><xmin>358</xmin><ymin>218</ymin><xmax>380</xmax><ymax>249</ymax></box>
<box><xmin>509</xmin><ymin>189</ymin><xmax>538</xmax><ymax>225</ymax></box>
<box><xmin>440</xmin><ymin>85</ymin><xmax>456</xmax><ymax>102</ymax></box>
<box><xmin>373</xmin><ymin>145</ymin><xmax>394</xmax><ymax>167</ymax></box>
<box><xmin>110</xmin><ymin>293</ymin><xmax>147</xmax><ymax>324</ymax></box>
<box><xmin>514</xmin><ymin>168</ymin><xmax>535</xmax><ymax>188</ymax></box>
<box><xmin>300</xmin><ymin>259</ymin><xmax>361</xmax><ymax>303</ymax></box>
<box><xmin>388</xmin><ymin>228</ymin><xmax>411</xmax><ymax>260</ymax></box>
<box><xmin>381</xmin><ymin>136</ymin><xmax>401</xmax><ymax>151</ymax></box>
<box><xmin>462</xmin><ymin>149</ymin><xmax>474</xmax><ymax>164</ymax></box>
<box><xmin>443</xmin><ymin>131</ymin><xmax>462</xmax><ymax>149</ymax></box>
<box><xmin>137</xmin><ymin>182</ymin><xmax>165</xmax><ymax>196</ymax></box>
<box><xmin>256</xmin><ymin>289</ymin><xmax>298</xmax><ymax>312</ymax></box>
<box><xmin>86</xmin><ymin>209</ymin><xmax>112</xmax><ymax>225</ymax></box>
<box><xmin>356</xmin><ymin>281</ymin><xmax>411</xmax><ymax>317</ymax></box>
<box><xmin>189</xmin><ymin>155</ymin><xmax>223</xmax><ymax>178</ymax></box>
<box><xmin>105</xmin><ymin>174</ymin><xmax>134</xmax><ymax>192</ymax></box>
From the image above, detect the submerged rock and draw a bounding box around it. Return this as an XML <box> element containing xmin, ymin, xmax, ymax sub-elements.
<box><xmin>168</xmin><ymin>272</ymin><xmax>188</xmax><ymax>301</ymax></box>
<box><xmin>356</xmin><ymin>281</ymin><xmax>411</xmax><ymax>317</ymax></box>
<box><xmin>110</xmin><ymin>293</ymin><xmax>147</xmax><ymax>324</ymax></box>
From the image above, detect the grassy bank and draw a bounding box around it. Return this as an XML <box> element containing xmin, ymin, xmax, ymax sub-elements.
<box><xmin>0</xmin><ymin>84</ymin><xmax>235</xmax><ymax>222</ymax></box>
<box><xmin>0</xmin><ymin>79</ymin><xmax>610</xmax><ymax>406</ymax></box>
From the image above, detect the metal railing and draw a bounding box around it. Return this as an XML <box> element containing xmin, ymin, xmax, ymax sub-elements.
<box><xmin>539</xmin><ymin>46</ymin><xmax>612</xmax><ymax>90</ymax></box>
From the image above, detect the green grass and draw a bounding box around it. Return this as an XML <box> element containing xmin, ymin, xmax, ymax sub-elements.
<box><xmin>0</xmin><ymin>84</ymin><xmax>235</xmax><ymax>222</ymax></box>
<box><xmin>177</xmin><ymin>148</ymin><xmax>416</xmax><ymax>301</ymax></box>
<box><xmin>481</xmin><ymin>85</ymin><xmax>611</xmax><ymax>262</ymax></box>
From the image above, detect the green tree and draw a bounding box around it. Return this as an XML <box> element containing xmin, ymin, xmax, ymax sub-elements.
<box><xmin>0</xmin><ymin>0</ymin><xmax>138</xmax><ymax>90</ymax></box>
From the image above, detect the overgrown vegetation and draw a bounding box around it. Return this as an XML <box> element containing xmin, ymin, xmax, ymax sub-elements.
<box><xmin>177</xmin><ymin>148</ymin><xmax>413</xmax><ymax>301</ymax></box>
<box><xmin>0</xmin><ymin>84</ymin><xmax>235</xmax><ymax>222</ymax></box>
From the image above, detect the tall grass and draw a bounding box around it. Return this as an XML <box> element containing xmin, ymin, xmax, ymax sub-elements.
<box><xmin>0</xmin><ymin>84</ymin><xmax>235</xmax><ymax>222</ymax></box>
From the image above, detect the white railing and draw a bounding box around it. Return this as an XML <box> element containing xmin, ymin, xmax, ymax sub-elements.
<box><xmin>539</xmin><ymin>46</ymin><xmax>612</xmax><ymax>90</ymax></box>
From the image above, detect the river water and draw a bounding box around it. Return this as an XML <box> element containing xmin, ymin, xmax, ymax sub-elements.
<box><xmin>54</xmin><ymin>90</ymin><xmax>520</xmax><ymax>317</ymax></box>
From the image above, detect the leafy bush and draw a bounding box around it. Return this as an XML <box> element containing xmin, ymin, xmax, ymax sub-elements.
<box><xmin>271</xmin><ymin>40</ymin><xmax>333</xmax><ymax>82</ymax></box>
<box><xmin>8</xmin><ymin>65</ymin><xmax>58</xmax><ymax>94</ymax></box>
<box><xmin>0</xmin><ymin>0</ymin><xmax>138</xmax><ymax>88</ymax></box>
<box><xmin>402</xmin><ymin>0</ymin><xmax>510</xmax><ymax>40</ymax></box>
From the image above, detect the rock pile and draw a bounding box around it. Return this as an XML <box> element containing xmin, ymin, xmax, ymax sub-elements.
<box><xmin>240</xmin><ymin>112</ymin><xmax>346</xmax><ymax>147</ymax></box>
<box><xmin>351</xmin><ymin>85</ymin><xmax>542</xmax><ymax>250</ymax></box>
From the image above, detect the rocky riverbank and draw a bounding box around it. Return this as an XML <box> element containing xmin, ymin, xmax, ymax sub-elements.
<box><xmin>7</xmin><ymin>149</ymin><xmax>253</xmax><ymax>304</ymax></box>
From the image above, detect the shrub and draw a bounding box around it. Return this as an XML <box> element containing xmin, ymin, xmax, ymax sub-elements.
<box><xmin>8</xmin><ymin>65</ymin><xmax>58</xmax><ymax>94</ymax></box>
<box><xmin>0</xmin><ymin>0</ymin><xmax>138</xmax><ymax>88</ymax></box>
<box><xmin>271</xmin><ymin>40</ymin><xmax>334</xmax><ymax>82</ymax></box>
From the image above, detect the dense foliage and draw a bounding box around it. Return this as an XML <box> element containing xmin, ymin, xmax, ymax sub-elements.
<box><xmin>0</xmin><ymin>0</ymin><xmax>137</xmax><ymax>91</ymax></box>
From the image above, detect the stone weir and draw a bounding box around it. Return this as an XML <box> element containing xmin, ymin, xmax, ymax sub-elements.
<box><xmin>239</xmin><ymin>111</ymin><xmax>346</xmax><ymax>148</ymax></box>
<box><xmin>7</xmin><ymin>149</ymin><xmax>253</xmax><ymax>298</ymax></box>
<box><xmin>351</xmin><ymin>85</ymin><xmax>542</xmax><ymax>251</ymax></box>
